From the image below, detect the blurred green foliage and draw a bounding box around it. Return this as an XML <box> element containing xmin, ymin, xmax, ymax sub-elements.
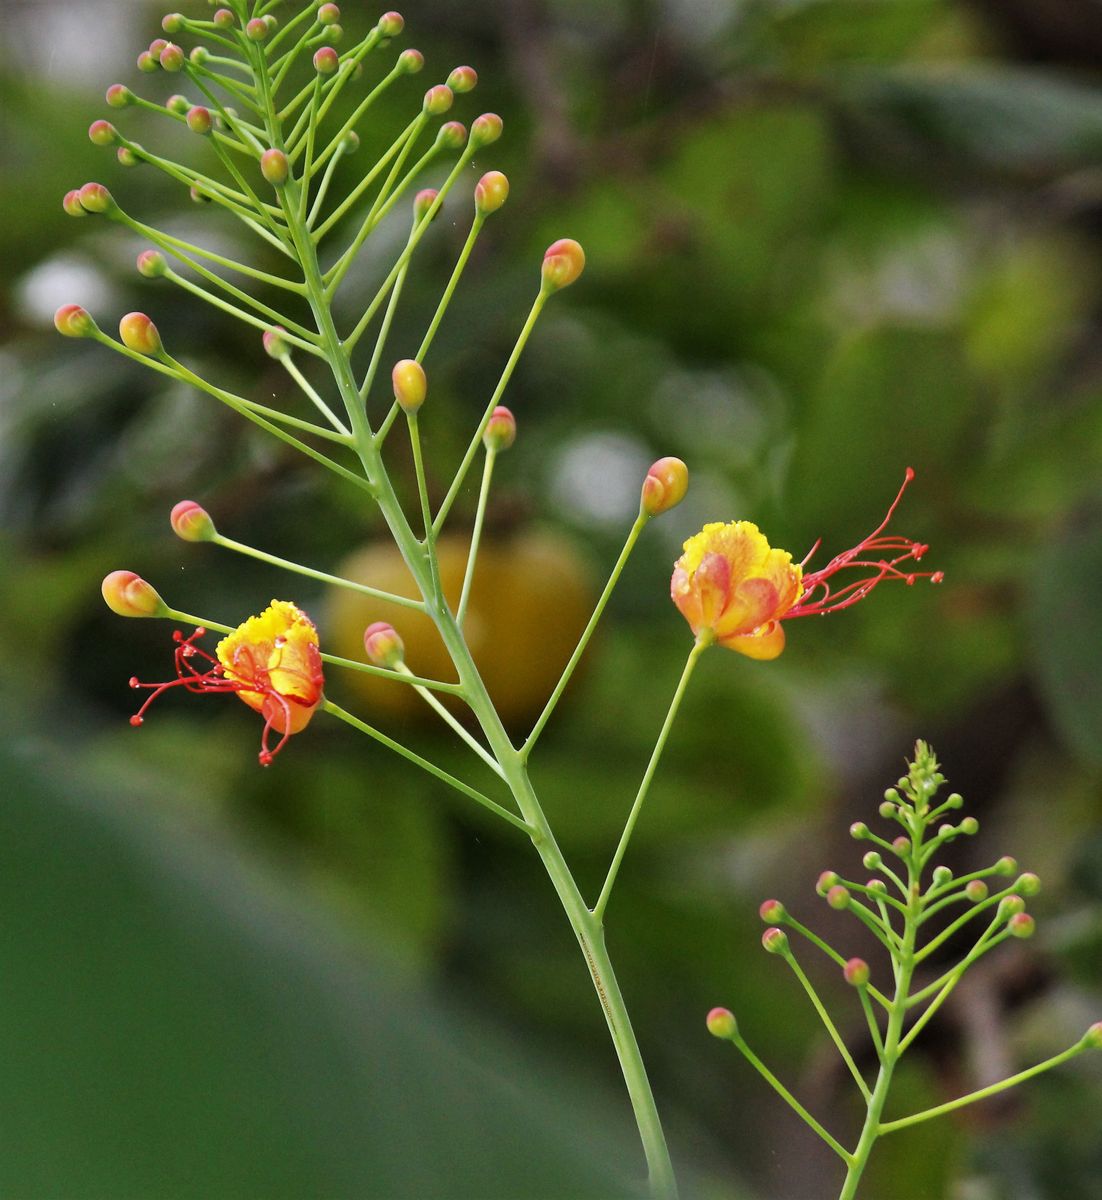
<box><xmin>2</xmin><ymin>0</ymin><xmax>1101</xmax><ymax>1196</ymax></box>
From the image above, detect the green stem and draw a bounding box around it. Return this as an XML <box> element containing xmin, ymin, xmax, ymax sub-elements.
<box><xmin>407</xmin><ymin>412</ymin><xmax>442</xmax><ymax>602</ymax></box>
<box><xmin>417</xmin><ymin>214</ymin><xmax>484</xmax><ymax>361</ymax></box>
<box><xmin>314</xmin><ymin>115</ymin><xmax>420</xmax><ymax>240</ymax></box>
<box><xmin>276</xmin><ymin>353</ymin><xmax>350</xmax><ymax>434</ymax></box>
<box><xmin>456</xmin><ymin>449</ymin><xmax>495</xmax><ymax>629</ymax></box>
<box><xmin>395</xmin><ymin>664</ymin><xmax>505</xmax><ymax>778</ymax></box>
<box><xmin>593</xmin><ymin>639</ymin><xmax>705</xmax><ymax>923</ymax></box>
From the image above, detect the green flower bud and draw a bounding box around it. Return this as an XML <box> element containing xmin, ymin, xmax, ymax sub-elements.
<box><xmin>706</xmin><ymin>1007</ymin><xmax>737</xmax><ymax>1040</ymax></box>
<box><xmin>761</xmin><ymin>927</ymin><xmax>788</xmax><ymax>954</ymax></box>
<box><xmin>1008</xmin><ymin>912</ymin><xmax>1035</xmax><ymax>939</ymax></box>
<box><xmin>758</xmin><ymin>899</ymin><xmax>786</xmax><ymax>924</ymax></box>
<box><xmin>136</xmin><ymin>249</ymin><xmax>167</xmax><ymax>278</ymax></box>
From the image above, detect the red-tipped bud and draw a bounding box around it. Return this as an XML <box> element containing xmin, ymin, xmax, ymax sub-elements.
<box><xmin>106</xmin><ymin>83</ymin><xmax>132</xmax><ymax>108</ymax></box>
<box><xmin>844</xmin><ymin>958</ymin><xmax>870</xmax><ymax>986</ymax></box>
<box><xmin>262</xmin><ymin>326</ymin><xmax>289</xmax><ymax>358</ymax></box>
<box><xmin>826</xmin><ymin>884</ymin><xmax>850</xmax><ymax>911</ymax></box>
<box><xmin>850</xmin><ymin>821</ymin><xmax>869</xmax><ymax>840</ymax></box>
<box><xmin>413</xmin><ymin>188</ymin><xmax>438</xmax><ymax>221</ymax></box>
<box><xmin>995</xmin><ymin>856</ymin><xmax>1018</xmax><ymax>876</ymax></box>
<box><xmin>965</xmin><ymin>879</ymin><xmax>989</xmax><ymax>903</ymax></box>
<box><xmin>436</xmin><ymin>120</ymin><xmax>467</xmax><ymax>150</ymax></box>
<box><xmin>119</xmin><ymin>312</ymin><xmax>163</xmax><ymax>356</ymax></box>
<box><xmin>314</xmin><ymin>46</ymin><xmax>340</xmax><ymax>74</ymax></box>
<box><xmin>998</xmin><ymin>894</ymin><xmax>1026</xmax><ymax>919</ymax></box>
<box><xmin>392</xmin><ymin>359</ymin><xmax>426</xmax><ymax>413</ymax></box>
<box><xmin>816</xmin><ymin>870</ymin><xmax>840</xmax><ymax>896</ymax></box>
<box><xmin>470</xmin><ymin>112</ymin><xmax>503</xmax><ymax>148</ymax></box>
<box><xmin>186</xmin><ymin>105</ymin><xmax>213</xmax><ymax>135</ymax></box>
<box><xmin>149</xmin><ymin>38</ymin><xmax>169</xmax><ymax>56</ymax></box>
<box><xmin>640</xmin><ymin>456</ymin><xmax>689</xmax><ymax>517</ymax></box>
<box><xmin>136</xmin><ymin>50</ymin><xmax>158</xmax><ymax>73</ymax></box>
<box><xmin>89</xmin><ymin>119</ymin><xmax>118</xmax><ymax>147</ymax></box>
<box><xmin>63</xmin><ymin>190</ymin><xmax>86</xmax><ymax>218</ymax></box>
<box><xmin>706</xmin><ymin>1007</ymin><xmax>737</xmax><ymax>1040</ymax></box>
<box><xmin>891</xmin><ymin>836</ymin><xmax>910</xmax><ymax>856</ymax></box>
<box><xmin>758</xmin><ymin>898</ymin><xmax>786</xmax><ymax>924</ymax></box>
<box><xmin>378</xmin><ymin>11</ymin><xmax>404</xmax><ymax>37</ymax></box>
<box><xmin>54</xmin><ymin>304</ymin><xmax>97</xmax><ymax>338</ymax></box>
<box><xmin>364</xmin><ymin>621</ymin><xmax>405</xmax><ymax>668</ymax></box>
<box><xmin>483</xmin><ymin>406</ymin><xmax>516</xmax><ymax>452</ymax></box>
<box><xmin>423</xmin><ymin>84</ymin><xmax>453</xmax><ymax>115</ymax></box>
<box><xmin>245</xmin><ymin>17</ymin><xmax>269</xmax><ymax>40</ymax></box>
<box><xmin>1083</xmin><ymin>1022</ymin><xmax>1102</xmax><ymax>1049</ymax></box>
<box><xmin>213</xmin><ymin>8</ymin><xmax>235</xmax><ymax>29</ymax></box>
<box><xmin>137</xmin><ymin>249</ymin><xmax>167</xmax><ymax>278</ymax></box>
<box><xmin>117</xmin><ymin>146</ymin><xmax>140</xmax><ymax>168</ymax></box>
<box><xmin>541</xmin><ymin>238</ymin><xmax>585</xmax><ymax>291</ymax></box>
<box><xmin>319</xmin><ymin>3</ymin><xmax>341</xmax><ymax>24</ymax></box>
<box><xmin>160</xmin><ymin>43</ymin><xmax>185</xmax><ymax>71</ymax></box>
<box><xmin>166</xmin><ymin>93</ymin><xmax>191</xmax><ymax>115</ymax></box>
<box><xmin>474</xmin><ymin>170</ymin><xmax>509</xmax><ymax>216</ymax></box>
<box><xmin>170</xmin><ymin>500</ymin><xmax>216</xmax><ymax>542</ymax></box>
<box><xmin>761</xmin><ymin>927</ymin><xmax>789</xmax><ymax>954</ymax></box>
<box><xmin>162</xmin><ymin>13</ymin><xmax>185</xmax><ymax>33</ymax></box>
<box><xmin>447</xmin><ymin>65</ymin><xmax>478</xmax><ymax>93</ymax></box>
<box><xmin>1016</xmin><ymin>872</ymin><xmax>1041</xmax><ymax>896</ymax></box>
<box><xmin>102</xmin><ymin>570</ymin><xmax>166</xmax><ymax>618</ymax></box>
<box><xmin>1008</xmin><ymin>912</ymin><xmax>1035</xmax><ymax>939</ymax></box>
<box><xmin>398</xmin><ymin>48</ymin><xmax>424</xmax><ymax>74</ymax></box>
<box><xmin>78</xmin><ymin>182</ymin><xmax>114</xmax><ymax>214</ymax></box>
<box><xmin>260</xmin><ymin>148</ymin><xmax>290</xmax><ymax>186</ymax></box>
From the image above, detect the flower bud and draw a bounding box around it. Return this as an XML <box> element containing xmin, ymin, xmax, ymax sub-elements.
<box><xmin>378</xmin><ymin>11</ymin><xmax>405</xmax><ymax>37</ymax></box>
<box><xmin>1082</xmin><ymin>1022</ymin><xmax>1102</xmax><ymax>1050</ymax></box>
<box><xmin>137</xmin><ymin>50</ymin><xmax>158</xmax><ymax>73</ymax></box>
<box><xmin>436</xmin><ymin>121</ymin><xmax>467</xmax><ymax>150</ymax></box>
<box><xmin>106</xmin><ymin>83</ymin><xmax>132</xmax><ymax>108</ymax></box>
<box><xmin>1008</xmin><ymin>912</ymin><xmax>1035</xmax><ymax>938</ymax></box>
<box><xmin>314</xmin><ymin>46</ymin><xmax>340</xmax><ymax>74</ymax></box>
<box><xmin>938</xmin><ymin>823</ymin><xmax>956</xmax><ymax>840</ymax></box>
<box><xmin>863</xmin><ymin>851</ymin><xmax>882</xmax><ymax>871</ymax></box>
<box><xmin>423</xmin><ymin>84</ymin><xmax>454</xmax><ymax>116</ymax></box>
<box><xmin>816</xmin><ymin>870</ymin><xmax>840</xmax><ymax>896</ymax></box>
<box><xmin>1016</xmin><ymin>872</ymin><xmax>1041</xmax><ymax>897</ymax></box>
<box><xmin>849</xmin><ymin>821</ymin><xmax>868</xmax><ymax>840</ymax></box>
<box><xmin>170</xmin><ymin>500</ymin><xmax>216</xmax><ymax>542</ymax></box>
<box><xmin>213</xmin><ymin>8</ymin><xmax>235</xmax><ymax>29</ymax></box>
<box><xmin>54</xmin><ymin>304</ymin><xmax>98</xmax><ymax>338</ymax></box>
<box><xmin>541</xmin><ymin>238</ymin><xmax>585</xmax><ymax>291</ymax></box>
<box><xmin>761</xmin><ymin>927</ymin><xmax>788</xmax><ymax>954</ymax></box>
<box><xmin>866</xmin><ymin>879</ymin><xmax>887</xmax><ymax>896</ymax></box>
<box><xmin>137</xmin><ymin>249</ymin><xmax>167</xmax><ymax>278</ymax></box>
<box><xmin>474</xmin><ymin>170</ymin><xmax>509</xmax><ymax>216</ymax></box>
<box><xmin>162</xmin><ymin>13</ymin><xmax>185</xmax><ymax>33</ymax></box>
<box><xmin>183</xmin><ymin>105</ymin><xmax>211</xmax><ymax>135</ymax></box>
<box><xmin>166</xmin><ymin>93</ymin><xmax>191</xmax><ymax>115</ymax></box>
<box><xmin>190</xmin><ymin>185</ymin><xmax>212</xmax><ymax>204</ymax></box>
<box><xmin>398</xmin><ymin>48</ymin><xmax>424</xmax><ymax>74</ymax></box>
<box><xmin>879</xmin><ymin>800</ymin><xmax>898</xmax><ymax>819</ymax></box>
<box><xmin>706</xmin><ymin>1007</ymin><xmax>737</xmax><ymax>1040</ymax></box>
<box><xmin>264</xmin><ymin>14</ymin><xmax>278</xmax><ymax>32</ymax></box>
<box><xmin>640</xmin><ymin>456</ymin><xmax>688</xmax><ymax>517</ymax></box>
<box><xmin>341</xmin><ymin>130</ymin><xmax>360</xmax><ymax>154</ymax></box>
<box><xmin>149</xmin><ymin>38</ymin><xmax>169</xmax><ymax>56</ymax></box>
<box><xmin>965</xmin><ymin>879</ymin><xmax>988</xmax><ymax>903</ymax></box>
<box><xmin>119</xmin><ymin>312</ymin><xmax>163</xmax><ymax>355</ymax></box>
<box><xmin>78</xmin><ymin>182</ymin><xmax>114</xmax><ymax>214</ymax></box>
<box><xmin>88</xmin><ymin>119</ymin><xmax>118</xmax><ymax>146</ymax></box>
<box><xmin>413</xmin><ymin>188</ymin><xmax>438</xmax><ymax>221</ymax></box>
<box><xmin>826</xmin><ymin>884</ymin><xmax>850</xmax><ymax>911</ymax></box>
<box><xmin>318</xmin><ymin>3</ymin><xmax>341</xmax><ymax>24</ymax></box>
<box><xmin>483</xmin><ymin>406</ymin><xmax>516</xmax><ymax>452</ymax></box>
<box><xmin>960</xmin><ymin>816</ymin><xmax>979</xmax><ymax>835</ymax></box>
<box><xmin>262</xmin><ymin>326</ymin><xmax>289</xmax><ymax>358</ymax></box>
<box><xmin>101</xmin><ymin>570</ymin><xmax>166</xmax><ymax>618</ymax></box>
<box><xmin>995</xmin><ymin>856</ymin><xmax>1018</xmax><ymax>876</ymax></box>
<box><xmin>883</xmin><ymin>787</ymin><xmax>901</xmax><ymax>804</ymax></box>
<box><xmin>470</xmin><ymin>112</ymin><xmax>503</xmax><ymax>148</ymax></box>
<box><xmin>998</xmin><ymin>894</ymin><xmax>1026</xmax><ymax>919</ymax></box>
<box><xmin>245</xmin><ymin>17</ymin><xmax>269</xmax><ymax>40</ymax></box>
<box><xmin>63</xmin><ymin>190</ymin><xmax>87</xmax><ymax>218</ymax></box>
<box><xmin>117</xmin><ymin>146</ymin><xmax>141</xmax><ymax>168</ymax></box>
<box><xmin>891</xmin><ymin>836</ymin><xmax>909</xmax><ymax>856</ymax></box>
<box><xmin>758</xmin><ymin>898</ymin><xmax>785</xmax><ymax>924</ymax></box>
<box><xmin>160</xmin><ymin>43</ymin><xmax>185</xmax><ymax>71</ymax></box>
<box><xmin>447</xmin><ymin>65</ymin><xmax>478</xmax><ymax>93</ymax></box>
<box><xmin>932</xmin><ymin>865</ymin><xmax>952</xmax><ymax>886</ymax></box>
<box><xmin>392</xmin><ymin>358</ymin><xmax>426</xmax><ymax>413</ymax></box>
<box><xmin>364</xmin><ymin>621</ymin><xmax>405</xmax><ymax>668</ymax></box>
<box><xmin>944</xmin><ymin>792</ymin><xmax>963</xmax><ymax>809</ymax></box>
<box><xmin>843</xmin><ymin>958</ymin><xmax>870</xmax><ymax>987</ymax></box>
<box><xmin>260</xmin><ymin>148</ymin><xmax>290</xmax><ymax>186</ymax></box>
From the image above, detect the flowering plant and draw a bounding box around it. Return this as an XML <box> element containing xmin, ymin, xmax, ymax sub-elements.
<box><xmin>56</xmin><ymin>3</ymin><xmax>1096</xmax><ymax>1196</ymax></box>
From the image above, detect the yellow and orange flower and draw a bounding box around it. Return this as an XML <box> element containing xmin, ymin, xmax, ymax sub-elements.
<box><xmin>128</xmin><ymin>600</ymin><xmax>324</xmax><ymax>765</ymax></box>
<box><xmin>672</xmin><ymin>470</ymin><xmax>941</xmax><ymax>660</ymax></box>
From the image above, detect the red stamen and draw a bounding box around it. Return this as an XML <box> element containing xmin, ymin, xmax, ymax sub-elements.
<box><xmin>785</xmin><ymin>469</ymin><xmax>941</xmax><ymax>620</ymax></box>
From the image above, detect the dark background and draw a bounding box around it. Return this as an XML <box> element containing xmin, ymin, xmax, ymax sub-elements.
<box><xmin>1</xmin><ymin>0</ymin><xmax>1101</xmax><ymax>1196</ymax></box>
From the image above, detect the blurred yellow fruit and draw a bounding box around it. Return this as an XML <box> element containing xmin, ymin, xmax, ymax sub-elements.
<box><xmin>327</xmin><ymin>529</ymin><xmax>595</xmax><ymax>726</ymax></box>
